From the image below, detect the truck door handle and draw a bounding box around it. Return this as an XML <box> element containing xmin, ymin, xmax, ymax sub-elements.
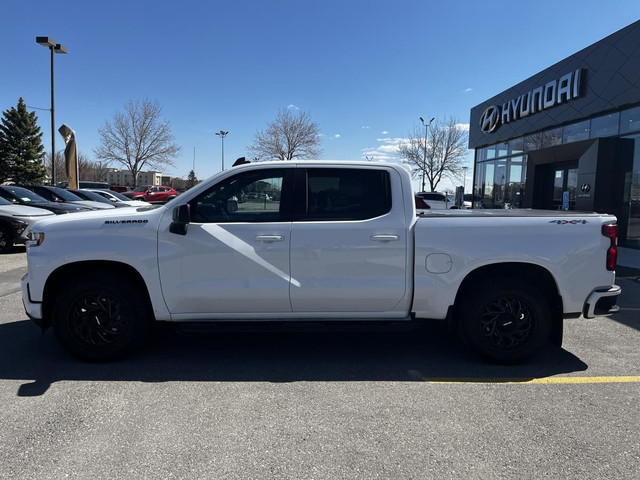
<box><xmin>255</xmin><ymin>235</ymin><xmax>284</xmax><ymax>243</ymax></box>
<box><xmin>370</xmin><ymin>234</ymin><xmax>399</xmax><ymax>242</ymax></box>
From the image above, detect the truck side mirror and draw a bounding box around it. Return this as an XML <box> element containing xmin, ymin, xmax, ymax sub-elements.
<box><xmin>170</xmin><ymin>204</ymin><xmax>190</xmax><ymax>235</ymax></box>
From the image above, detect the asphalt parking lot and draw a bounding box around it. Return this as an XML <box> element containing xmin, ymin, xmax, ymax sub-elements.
<box><xmin>0</xmin><ymin>247</ymin><xmax>638</xmax><ymax>479</ymax></box>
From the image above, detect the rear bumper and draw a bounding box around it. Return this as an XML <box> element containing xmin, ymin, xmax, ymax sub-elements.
<box><xmin>583</xmin><ymin>285</ymin><xmax>621</xmax><ymax>318</ymax></box>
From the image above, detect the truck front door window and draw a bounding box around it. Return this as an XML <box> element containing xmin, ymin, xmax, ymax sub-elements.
<box><xmin>190</xmin><ymin>169</ymin><xmax>288</xmax><ymax>223</ymax></box>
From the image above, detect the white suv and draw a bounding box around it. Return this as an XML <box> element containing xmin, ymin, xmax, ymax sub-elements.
<box><xmin>416</xmin><ymin>192</ymin><xmax>455</xmax><ymax>209</ymax></box>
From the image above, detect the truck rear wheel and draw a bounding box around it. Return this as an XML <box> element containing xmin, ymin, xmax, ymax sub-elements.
<box><xmin>52</xmin><ymin>273</ymin><xmax>148</xmax><ymax>361</ymax></box>
<box><xmin>458</xmin><ymin>277</ymin><xmax>551</xmax><ymax>363</ymax></box>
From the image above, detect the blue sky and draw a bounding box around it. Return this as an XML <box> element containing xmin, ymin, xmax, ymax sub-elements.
<box><xmin>1</xmin><ymin>1</ymin><xmax>639</xmax><ymax>190</ymax></box>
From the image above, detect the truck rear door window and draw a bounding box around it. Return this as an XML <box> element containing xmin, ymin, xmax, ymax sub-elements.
<box><xmin>296</xmin><ymin>168</ymin><xmax>391</xmax><ymax>221</ymax></box>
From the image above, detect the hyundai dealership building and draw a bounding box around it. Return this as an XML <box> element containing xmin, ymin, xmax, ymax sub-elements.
<box><xmin>469</xmin><ymin>20</ymin><xmax>640</xmax><ymax>248</ymax></box>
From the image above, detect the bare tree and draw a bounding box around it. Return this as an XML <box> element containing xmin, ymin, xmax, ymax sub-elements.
<box><xmin>85</xmin><ymin>160</ymin><xmax>112</xmax><ymax>182</ymax></box>
<box><xmin>94</xmin><ymin>99</ymin><xmax>181</xmax><ymax>187</ymax></box>
<box><xmin>248</xmin><ymin>109</ymin><xmax>322</xmax><ymax>161</ymax></box>
<box><xmin>398</xmin><ymin>117</ymin><xmax>469</xmax><ymax>192</ymax></box>
<box><xmin>46</xmin><ymin>152</ymin><xmax>110</xmax><ymax>184</ymax></box>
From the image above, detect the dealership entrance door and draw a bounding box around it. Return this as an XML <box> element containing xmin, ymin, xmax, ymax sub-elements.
<box><xmin>552</xmin><ymin>161</ymin><xmax>579</xmax><ymax>210</ymax></box>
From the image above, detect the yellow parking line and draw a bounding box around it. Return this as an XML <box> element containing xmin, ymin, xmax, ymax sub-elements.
<box><xmin>424</xmin><ymin>376</ymin><xmax>640</xmax><ymax>384</ymax></box>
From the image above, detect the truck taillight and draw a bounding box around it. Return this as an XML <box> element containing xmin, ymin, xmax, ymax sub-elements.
<box><xmin>602</xmin><ymin>224</ymin><xmax>618</xmax><ymax>271</ymax></box>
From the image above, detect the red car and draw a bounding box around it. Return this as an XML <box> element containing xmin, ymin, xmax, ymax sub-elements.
<box><xmin>122</xmin><ymin>185</ymin><xmax>178</xmax><ymax>203</ymax></box>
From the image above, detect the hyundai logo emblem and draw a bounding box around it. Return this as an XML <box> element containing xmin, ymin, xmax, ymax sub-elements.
<box><xmin>479</xmin><ymin>105</ymin><xmax>500</xmax><ymax>133</ymax></box>
<box><xmin>581</xmin><ymin>183</ymin><xmax>591</xmax><ymax>193</ymax></box>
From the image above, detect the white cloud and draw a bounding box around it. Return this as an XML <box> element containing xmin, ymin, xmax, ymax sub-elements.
<box><xmin>361</xmin><ymin>137</ymin><xmax>409</xmax><ymax>162</ymax></box>
<box><xmin>381</xmin><ymin>130</ymin><xmax>389</xmax><ymax>135</ymax></box>
<box><xmin>287</xmin><ymin>104</ymin><xmax>299</xmax><ymax>110</ymax></box>
<box><xmin>361</xmin><ymin>126</ymin><xmax>371</xmax><ymax>130</ymax></box>
<box><xmin>455</xmin><ymin>123</ymin><xmax>470</xmax><ymax>131</ymax></box>
<box><xmin>376</xmin><ymin>137</ymin><xmax>405</xmax><ymax>145</ymax></box>
<box><xmin>464</xmin><ymin>88</ymin><xmax>473</xmax><ymax>93</ymax></box>
<box><xmin>333</xmin><ymin>134</ymin><xmax>341</xmax><ymax>139</ymax></box>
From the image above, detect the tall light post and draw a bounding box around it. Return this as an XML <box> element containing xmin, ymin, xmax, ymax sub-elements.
<box><xmin>419</xmin><ymin>116</ymin><xmax>434</xmax><ymax>192</ymax></box>
<box><xmin>462</xmin><ymin>166</ymin><xmax>469</xmax><ymax>192</ymax></box>
<box><xmin>215</xmin><ymin>130</ymin><xmax>228</xmax><ymax>171</ymax></box>
<box><xmin>36</xmin><ymin>37</ymin><xmax>67</xmax><ymax>185</ymax></box>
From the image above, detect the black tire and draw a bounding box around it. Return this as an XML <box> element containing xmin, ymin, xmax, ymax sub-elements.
<box><xmin>52</xmin><ymin>273</ymin><xmax>149</xmax><ymax>361</ymax></box>
<box><xmin>0</xmin><ymin>227</ymin><xmax>13</xmax><ymax>253</ymax></box>
<box><xmin>458</xmin><ymin>277</ymin><xmax>551</xmax><ymax>363</ymax></box>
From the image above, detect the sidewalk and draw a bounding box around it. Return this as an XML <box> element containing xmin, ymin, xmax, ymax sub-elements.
<box><xmin>618</xmin><ymin>246</ymin><xmax>640</xmax><ymax>269</ymax></box>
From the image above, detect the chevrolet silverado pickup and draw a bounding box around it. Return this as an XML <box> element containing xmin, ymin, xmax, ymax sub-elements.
<box><xmin>21</xmin><ymin>161</ymin><xmax>621</xmax><ymax>362</ymax></box>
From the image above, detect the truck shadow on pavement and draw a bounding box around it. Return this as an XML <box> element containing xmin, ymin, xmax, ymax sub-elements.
<box><xmin>0</xmin><ymin>319</ymin><xmax>588</xmax><ymax>397</ymax></box>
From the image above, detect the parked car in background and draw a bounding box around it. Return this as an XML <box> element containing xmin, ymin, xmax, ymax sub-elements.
<box><xmin>0</xmin><ymin>214</ymin><xmax>28</xmax><ymax>253</ymax></box>
<box><xmin>464</xmin><ymin>194</ymin><xmax>484</xmax><ymax>209</ymax></box>
<box><xmin>70</xmin><ymin>189</ymin><xmax>138</xmax><ymax>209</ymax></box>
<box><xmin>0</xmin><ymin>185</ymin><xmax>91</xmax><ymax>214</ymax></box>
<box><xmin>56</xmin><ymin>180</ymin><xmax>110</xmax><ymax>190</ymax></box>
<box><xmin>82</xmin><ymin>189</ymin><xmax>152</xmax><ymax>207</ymax></box>
<box><xmin>415</xmin><ymin>192</ymin><xmax>456</xmax><ymax>209</ymax></box>
<box><xmin>0</xmin><ymin>198</ymin><xmax>55</xmax><ymax>252</ymax></box>
<box><xmin>110</xmin><ymin>185</ymin><xmax>131</xmax><ymax>193</ymax></box>
<box><xmin>415</xmin><ymin>196</ymin><xmax>431</xmax><ymax>210</ymax></box>
<box><xmin>122</xmin><ymin>185</ymin><xmax>178</xmax><ymax>203</ymax></box>
<box><xmin>19</xmin><ymin>185</ymin><xmax>114</xmax><ymax>210</ymax></box>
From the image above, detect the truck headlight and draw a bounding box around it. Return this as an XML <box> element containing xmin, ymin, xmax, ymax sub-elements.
<box><xmin>26</xmin><ymin>231</ymin><xmax>45</xmax><ymax>247</ymax></box>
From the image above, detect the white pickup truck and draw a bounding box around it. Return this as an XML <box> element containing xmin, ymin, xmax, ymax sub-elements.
<box><xmin>21</xmin><ymin>161</ymin><xmax>621</xmax><ymax>363</ymax></box>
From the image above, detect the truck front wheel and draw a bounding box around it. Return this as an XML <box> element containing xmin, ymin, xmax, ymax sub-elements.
<box><xmin>458</xmin><ymin>277</ymin><xmax>551</xmax><ymax>363</ymax></box>
<box><xmin>52</xmin><ymin>273</ymin><xmax>148</xmax><ymax>361</ymax></box>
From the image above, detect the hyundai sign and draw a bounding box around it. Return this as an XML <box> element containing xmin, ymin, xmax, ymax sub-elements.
<box><xmin>479</xmin><ymin>69</ymin><xmax>583</xmax><ymax>134</ymax></box>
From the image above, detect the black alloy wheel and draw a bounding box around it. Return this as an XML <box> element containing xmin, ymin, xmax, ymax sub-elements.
<box><xmin>458</xmin><ymin>277</ymin><xmax>551</xmax><ymax>363</ymax></box>
<box><xmin>52</xmin><ymin>273</ymin><xmax>149</xmax><ymax>361</ymax></box>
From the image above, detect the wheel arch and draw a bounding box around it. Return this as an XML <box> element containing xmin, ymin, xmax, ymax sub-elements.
<box><xmin>42</xmin><ymin>260</ymin><xmax>154</xmax><ymax>325</ymax></box>
<box><xmin>454</xmin><ymin>262</ymin><xmax>564</xmax><ymax>345</ymax></box>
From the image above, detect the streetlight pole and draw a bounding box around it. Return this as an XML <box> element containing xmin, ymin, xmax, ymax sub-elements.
<box><xmin>462</xmin><ymin>166</ymin><xmax>469</xmax><ymax>192</ymax></box>
<box><xmin>419</xmin><ymin>116</ymin><xmax>434</xmax><ymax>192</ymax></box>
<box><xmin>215</xmin><ymin>130</ymin><xmax>228</xmax><ymax>171</ymax></box>
<box><xmin>36</xmin><ymin>37</ymin><xmax>67</xmax><ymax>185</ymax></box>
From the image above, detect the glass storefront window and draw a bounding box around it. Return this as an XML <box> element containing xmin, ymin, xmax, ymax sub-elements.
<box><xmin>563</xmin><ymin>120</ymin><xmax>590</xmax><ymax>143</ymax></box>
<box><xmin>493</xmin><ymin>160</ymin><xmax>507</xmax><ymax>208</ymax></box>
<box><xmin>506</xmin><ymin>156</ymin><xmax>525</xmax><ymax>208</ymax></box>
<box><xmin>476</xmin><ymin>147</ymin><xmax>487</xmax><ymax>162</ymax></box>
<box><xmin>483</xmin><ymin>163</ymin><xmax>494</xmax><ymax>206</ymax></box>
<box><xmin>590</xmin><ymin>113</ymin><xmax>619</xmax><ymax>138</ymax></box>
<box><xmin>486</xmin><ymin>145</ymin><xmax>497</xmax><ymax>159</ymax></box>
<box><xmin>509</xmin><ymin>137</ymin><xmax>524</xmax><ymax>155</ymax></box>
<box><xmin>620</xmin><ymin>106</ymin><xmax>640</xmax><ymax>134</ymax></box>
<box><xmin>524</xmin><ymin>132</ymin><xmax>543</xmax><ymax>151</ymax></box>
<box><xmin>497</xmin><ymin>142</ymin><xmax>508</xmax><ymax>158</ymax></box>
<box><xmin>622</xmin><ymin>133</ymin><xmax>640</xmax><ymax>247</ymax></box>
<box><xmin>542</xmin><ymin>128</ymin><xmax>562</xmax><ymax>147</ymax></box>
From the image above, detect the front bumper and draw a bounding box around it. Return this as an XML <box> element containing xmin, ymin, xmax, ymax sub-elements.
<box><xmin>21</xmin><ymin>274</ymin><xmax>44</xmax><ymax>325</ymax></box>
<box><xmin>583</xmin><ymin>285</ymin><xmax>621</xmax><ymax>318</ymax></box>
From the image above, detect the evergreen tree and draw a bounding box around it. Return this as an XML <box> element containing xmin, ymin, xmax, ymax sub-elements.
<box><xmin>0</xmin><ymin>98</ymin><xmax>47</xmax><ymax>184</ymax></box>
<box><xmin>186</xmin><ymin>169</ymin><xmax>198</xmax><ymax>188</ymax></box>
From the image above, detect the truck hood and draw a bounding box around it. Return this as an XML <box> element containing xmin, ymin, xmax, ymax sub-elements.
<box><xmin>30</xmin><ymin>204</ymin><xmax>165</xmax><ymax>231</ymax></box>
<box><xmin>0</xmin><ymin>204</ymin><xmax>56</xmax><ymax>218</ymax></box>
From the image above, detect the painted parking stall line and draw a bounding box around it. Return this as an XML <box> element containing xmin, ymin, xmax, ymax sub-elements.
<box><xmin>423</xmin><ymin>376</ymin><xmax>640</xmax><ymax>384</ymax></box>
